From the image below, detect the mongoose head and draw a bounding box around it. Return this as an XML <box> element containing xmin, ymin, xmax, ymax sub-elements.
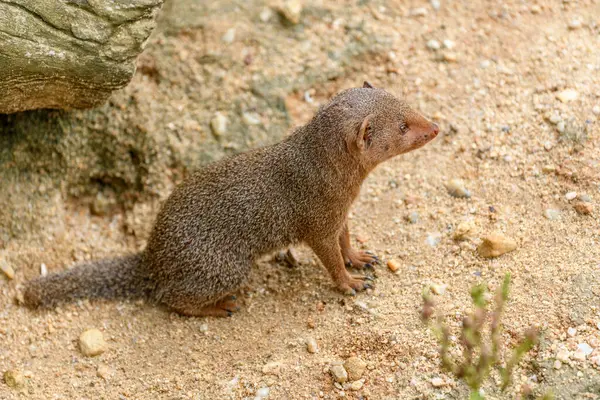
<box><xmin>321</xmin><ymin>81</ymin><xmax>439</xmax><ymax>171</ymax></box>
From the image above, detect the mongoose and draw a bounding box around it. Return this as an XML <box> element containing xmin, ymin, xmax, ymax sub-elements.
<box><xmin>23</xmin><ymin>82</ymin><xmax>439</xmax><ymax>317</ymax></box>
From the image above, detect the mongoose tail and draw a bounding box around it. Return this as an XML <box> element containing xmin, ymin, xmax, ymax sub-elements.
<box><xmin>23</xmin><ymin>254</ymin><xmax>151</xmax><ymax>308</ymax></box>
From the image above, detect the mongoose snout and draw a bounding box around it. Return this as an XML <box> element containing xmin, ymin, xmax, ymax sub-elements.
<box><xmin>23</xmin><ymin>81</ymin><xmax>439</xmax><ymax>317</ymax></box>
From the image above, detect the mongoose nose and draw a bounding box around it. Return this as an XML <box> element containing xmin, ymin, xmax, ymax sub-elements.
<box><xmin>431</xmin><ymin>123</ymin><xmax>440</xmax><ymax>137</ymax></box>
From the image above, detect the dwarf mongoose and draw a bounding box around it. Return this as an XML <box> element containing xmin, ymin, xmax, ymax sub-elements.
<box><xmin>23</xmin><ymin>82</ymin><xmax>439</xmax><ymax>317</ymax></box>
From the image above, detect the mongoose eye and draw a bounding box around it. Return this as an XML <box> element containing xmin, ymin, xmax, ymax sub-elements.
<box><xmin>399</xmin><ymin>122</ymin><xmax>409</xmax><ymax>135</ymax></box>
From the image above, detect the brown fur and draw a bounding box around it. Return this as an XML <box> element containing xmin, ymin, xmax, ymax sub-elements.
<box><xmin>23</xmin><ymin>83</ymin><xmax>439</xmax><ymax>317</ymax></box>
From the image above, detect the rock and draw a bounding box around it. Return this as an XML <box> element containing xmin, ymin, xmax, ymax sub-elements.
<box><xmin>593</xmin><ymin>105</ymin><xmax>600</xmax><ymax>115</ymax></box>
<box><xmin>210</xmin><ymin>112</ymin><xmax>228</xmax><ymax>137</ymax></box>
<box><xmin>553</xmin><ymin>360</ymin><xmax>562</xmax><ymax>369</ymax></box>
<box><xmin>0</xmin><ymin>0</ymin><xmax>164</xmax><ymax>113</ymax></box>
<box><xmin>446</xmin><ymin>179</ymin><xmax>471</xmax><ymax>198</ymax></box>
<box><xmin>425</xmin><ymin>233</ymin><xmax>442</xmax><ymax>247</ymax></box>
<box><xmin>567</xmin><ymin>327</ymin><xmax>577</xmax><ymax>337</ymax></box>
<box><xmin>96</xmin><ymin>364</ymin><xmax>112</xmax><ymax>380</ymax></box>
<box><xmin>442</xmin><ymin>52</ymin><xmax>458</xmax><ymax>62</ymax></box>
<box><xmin>259</xmin><ymin>8</ymin><xmax>274</xmax><ymax>22</ymax></box>
<box><xmin>222</xmin><ymin>28</ymin><xmax>236</xmax><ymax>43</ymax></box>
<box><xmin>406</xmin><ymin>211</ymin><xmax>419</xmax><ymax>224</ymax></box>
<box><xmin>79</xmin><ymin>329</ymin><xmax>107</xmax><ymax>357</ymax></box>
<box><xmin>256</xmin><ymin>387</ymin><xmax>270</xmax><ymax>398</ymax></box>
<box><xmin>431</xmin><ymin>377</ymin><xmax>445</xmax><ymax>387</ymax></box>
<box><xmin>426</xmin><ymin>39</ymin><xmax>441</xmax><ymax>50</ymax></box>
<box><xmin>431</xmin><ymin>284</ymin><xmax>447</xmax><ymax>295</ymax></box>
<box><xmin>443</xmin><ymin>39</ymin><xmax>455</xmax><ymax>49</ymax></box>
<box><xmin>556</xmin><ymin>350</ymin><xmax>570</xmax><ymax>363</ymax></box>
<box><xmin>344</xmin><ymin>357</ymin><xmax>367</xmax><ymax>381</ymax></box>
<box><xmin>548</xmin><ymin>114</ymin><xmax>562</xmax><ymax>125</ymax></box>
<box><xmin>350</xmin><ymin>379</ymin><xmax>364</xmax><ymax>391</ymax></box>
<box><xmin>277</xmin><ymin>0</ymin><xmax>303</xmax><ymax>25</ymax></box>
<box><xmin>430</xmin><ymin>0</ymin><xmax>441</xmax><ymax>10</ymax></box>
<box><xmin>544</xmin><ymin>209</ymin><xmax>561</xmax><ymax>220</ymax></box>
<box><xmin>0</xmin><ymin>263</ymin><xmax>15</xmax><ymax>280</ymax></box>
<box><xmin>556</xmin><ymin>121</ymin><xmax>566</xmax><ymax>133</ymax></box>
<box><xmin>480</xmin><ymin>59</ymin><xmax>491</xmax><ymax>69</ymax></box>
<box><xmin>568</xmin><ymin>19</ymin><xmax>582</xmax><ymax>29</ymax></box>
<box><xmin>40</xmin><ymin>263</ymin><xmax>48</xmax><ymax>277</ymax></box>
<box><xmin>262</xmin><ymin>362</ymin><xmax>282</xmax><ymax>376</ymax></box>
<box><xmin>410</xmin><ymin>7</ymin><xmax>428</xmax><ymax>17</ymax></box>
<box><xmin>306</xmin><ymin>337</ymin><xmax>318</xmax><ymax>354</ymax></box>
<box><xmin>453</xmin><ymin>220</ymin><xmax>476</xmax><ymax>240</ymax></box>
<box><xmin>387</xmin><ymin>259</ymin><xmax>401</xmax><ymax>273</ymax></box>
<box><xmin>330</xmin><ymin>364</ymin><xmax>348</xmax><ymax>383</ymax></box>
<box><xmin>530</xmin><ymin>4</ymin><xmax>541</xmax><ymax>14</ymax></box>
<box><xmin>544</xmin><ymin>141</ymin><xmax>554</xmax><ymax>151</ymax></box>
<box><xmin>3</xmin><ymin>369</ymin><xmax>25</xmax><ymax>389</ymax></box>
<box><xmin>565</xmin><ymin>192</ymin><xmax>577</xmax><ymax>201</ymax></box>
<box><xmin>576</xmin><ymin>343</ymin><xmax>593</xmax><ymax>357</ymax></box>
<box><xmin>242</xmin><ymin>112</ymin><xmax>261</xmax><ymax>125</ymax></box>
<box><xmin>573</xmin><ymin>201</ymin><xmax>592</xmax><ymax>215</ymax></box>
<box><xmin>477</xmin><ymin>233</ymin><xmax>517</xmax><ymax>258</ymax></box>
<box><xmin>556</xmin><ymin>89</ymin><xmax>578</xmax><ymax>103</ymax></box>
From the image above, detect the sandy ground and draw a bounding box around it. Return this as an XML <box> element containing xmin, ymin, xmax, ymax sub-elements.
<box><xmin>1</xmin><ymin>0</ymin><xmax>600</xmax><ymax>399</ymax></box>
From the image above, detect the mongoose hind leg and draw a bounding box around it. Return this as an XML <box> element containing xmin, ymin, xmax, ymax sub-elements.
<box><xmin>310</xmin><ymin>236</ymin><xmax>372</xmax><ymax>296</ymax></box>
<box><xmin>339</xmin><ymin>223</ymin><xmax>379</xmax><ymax>269</ymax></box>
<box><xmin>172</xmin><ymin>295</ymin><xmax>240</xmax><ymax>318</ymax></box>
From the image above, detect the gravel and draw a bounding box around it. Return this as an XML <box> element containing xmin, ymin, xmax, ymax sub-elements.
<box><xmin>79</xmin><ymin>329</ymin><xmax>107</xmax><ymax>357</ymax></box>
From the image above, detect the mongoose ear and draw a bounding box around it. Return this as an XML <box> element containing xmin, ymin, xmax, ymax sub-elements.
<box><xmin>363</xmin><ymin>81</ymin><xmax>374</xmax><ymax>89</ymax></box>
<box><xmin>357</xmin><ymin>114</ymin><xmax>374</xmax><ymax>151</ymax></box>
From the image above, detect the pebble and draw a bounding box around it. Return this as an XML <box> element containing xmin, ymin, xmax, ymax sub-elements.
<box><xmin>255</xmin><ymin>387</ymin><xmax>270</xmax><ymax>399</ymax></box>
<box><xmin>453</xmin><ymin>220</ymin><xmax>475</xmax><ymax>240</ymax></box>
<box><xmin>242</xmin><ymin>112</ymin><xmax>261</xmax><ymax>125</ymax></box>
<box><xmin>210</xmin><ymin>112</ymin><xmax>228</xmax><ymax>137</ymax></box>
<box><xmin>593</xmin><ymin>105</ymin><xmax>600</xmax><ymax>115</ymax></box>
<box><xmin>567</xmin><ymin>327</ymin><xmax>577</xmax><ymax>337</ymax></box>
<box><xmin>565</xmin><ymin>192</ymin><xmax>577</xmax><ymax>201</ymax></box>
<box><xmin>556</xmin><ymin>89</ymin><xmax>578</xmax><ymax>103</ymax></box>
<box><xmin>425</xmin><ymin>232</ymin><xmax>441</xmax><ymax>247</ymax></box>
<box><xmin>344</xmin><ymin>357</ymin><xmax>367</xmax><ymax>381</ymax></box>
<box><xmin>544</xmin><ymin>209</ymin><xmax>561</xmax><ymax>220</ymax></box>
<box><xmin>446</xmin><ymin>179</ymin><xmax>471</xmax><ymax>198</ymax></box>
<box><xmin>431</xmin><ymin>377</ymin><xmax>445</xmax><ymax>387</ymax></box>
<box><xmin>278</xmin><ymin>0</ymin><xmax>303</xmax><ymax>25</ymax></box>
<box><xmin>556</xmin><ymin>350</ymin><xmax>570</xmax><ymax>363</ymax></box>
<box><xmin>96</xmin><ymin>364</ymin><xmax>112</xmax><ymax>380</ymax></box>
<box><xmin>477</xmin><ymin>233</ymin><xmax>517</xmax><ymax>258</ymax></box>
<box><xmin>259</xmin><ymin>8</ymin><xmax>273</xmax><ymax>22</ymax></box>
<box><xmin>573</xmin><ymin>201</ymin><xmax>592</xmax><ymax>215</ymax></box>
<box><xmin>577</xmin><ymin>343</ymin><xmax>593</xmax><ymax>357</ymax></box>
<box><xmin>543</xmin><ymin>141</ymin><xmax>554</xmax><ymax>151</ymax></box>
<box><xmin>350</xmin><ymin>379</ymin><xmax>364</xmax><ymax>391</ymax></box>
<box><xmin>0</xmin><ymin>263</ymin><xmax>15</xmax><ymax>280</ymax></box>
<box><xmin>592</xmin><ymin>356</ymin><xmax>600</xmax><ymax>367</ymax></box>
<box><xmin>573</xmin><ymin>350</ymin><xmax>586</xmax><ymax>361</ymax></box>
<box><xmin>221</xmin><ymin>28</ymin><xmax>236</xmax><ymax>43</ymax></box>
<box><xmin>387</xmin><ymin>259</ymin><xmax>401</xmax><ymax>273</ymax></box>
<box><xmin>262</xmin><ymin>362</ymin><xmax>282</xmax><ymax>376</ymax></box>
<box><xmin>548</xmin><ymin>114</ymin><xmax>562</xmax><ymax>125</ymax></box>
<box><xmin>426</xmin><ymin>39</ymin><xmax>441</xmax><ymax>50</ymax></box>
<box><xmin>554</xmin><ymin>360</ymin><xmax>562</xmax><ymax>369</ymax></box>
<box><xmin>406</xmin><ymin>211</ymin><xmax>419</xmax><ymax>224</ymax></box>
<box><xmin>330</xmin><ymin>365</ymin><xmax>348</xmax><ymax>383</ymax></box>
<box><xmin>568</xmin><ymin>19</ymin><xmax>582</xmax><ymax>30</ymax></box>
<box><xmin>431</xmin><ymin>284</ymin><xmax>447</xmax><ymax>296</ymax></box>
<box><xmin>79</xmin><ymin>329</ymin><xmax>107</xmax><ymax>357</ymax></box>
<box><xmin>430</xmin><ymin>0</ymin><xmax>441</xmax><ymax>10</ymax></box>
<box><xmin>306</xmin><ymin>337</ymin><xmax>318</xmax><ymax>354</ymax></box>
<box><xmin>410</xmin><ymin>7</ymin><xmax>428</xmax><ymax>17</ymax></box>
<box><xmin>443</xmin><ymin>39</ymin><xmax>455</xmax><ymax>49</ymax></box>
<box><xmin>40</xmin><ymin>263</ymin><xmax>48</xmax><ymax>277</ymax></box>
<box><xmin>3</xmin><ymin>369</ymin><xmax>25</xmax><ymax>389</ymax></box>
<box><xmin>556</xmin><ymin>121</ymin><xmax>565</xmax><ymax>133</ymax></box>
<box><xmin>530</xmin><ymin>4</ymin><xmax>541</xmax><ymax>14</ymax></box>
<box><xmin>442</xmin><ymin>52</ymin><xmax>458</xmax><ymax>62</ymax></box>
<box><xmin>480</xmin><ymin>59</ymin><xmax>491</xmax><ymax>69</ymax></box>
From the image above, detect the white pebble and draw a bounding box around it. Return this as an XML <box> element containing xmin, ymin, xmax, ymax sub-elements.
<box><xmin>480</xmin><ymin>59</ymin><xmax>491</xmax><ymax>69</ymax></box>
<box><xmin>556</xmin><ymin>121</ymin><xmax>565</xmax><ymax>133</ymax></box>
<box><xmin>556</xmin><ymin>89</ymin><xmax>578</xmax><ymax>103</ymax></box>
<box><xmin>242</xmin><ymin>112</ymin><xmax>261</xmax><ymax>125</ymax></box>
<box><xmin>430</xmin><ymin>0</ymin><xmax>441</xmax><ymax>10</ymax></box>
<box><xmin>222</xmin><ymin>28</ymin><xmax>236</xmax><ymax>43</ymax></box>
<box><xmin>431</xmin><ymin>377</ymin><xmax>445</xmax><ymax>387</ymax></box>
<box><xmin>306</xmin><ymin>337</ymin><xmax>318</xmax><ymax>354</ymax></box>
<box><xmin>443</xmin><ymin>39</ymin><xmax>455</xmax><ymax>49</ymax></box>
<box><xmin>210</xmin><ymin>112</ymin><xmax>228</xmax><ymax>136</ymax></box>
<box><xmin>1</xmin><ymin>263</ymin><xmax>15</xmax><ymax>280</ymax></box>
<box><xmin>544</xmin><ymin>209</ymin><xmax>561</xmax><ymax>220</ymax></box>
<box><xmin>410</xmin><ymin>7</ymin><xmax>428</xmax><ymax>17</ymax></box>
<box><xmin>567</xmin><ymin>327</ymin><xmax>577</xmax><ymax>336</ymax></box>
<box><xmin>556</xmin><ymin>349</ymin><xmax>570</xmax><ymax>363</ymax></box>
<box><xmin>593</xmin><ymin>105</ymin><xmax>600</xmax><ymax>115</ymax></box>
<box><xmin>568</xmin><ymin>19</ymin><xmax>582</xmax><ymax>30</ymax></box>
<box><xmin>425</xmin><ymin>232</ymin><xmax>442</xmax><ymax>247</ymax></box>
<box><xmin>256</xmin><ymin>387</ymin><xmax>270</xmax><ymax>398</ymax></box>
<box><xmin>40</xmin><ymin>263</ymin><xmax>48</xmax><ymax>277</ymax></box>
<box><xmin>565</xmin><ymin>192</ymin><xmax>577</xmax><ymax>201</ymax></box>
<box><xmin>548</xmin><ymin>114</ymin><xmax>562</xmax><ymax>124</ymax></box>
<box><xmin>426</xmin><ymin>39</ymin><xmax>441</xmax><ymax>50</ymax></box>
<box><xmin>577</xmin><ymin>343</ymin><xmax>593</xmax><ymax>357</ymax></box>
<box><xmin>259</xmin><ymin>8</ymin><xmax>273</xmax><ymax>22</ymax></box>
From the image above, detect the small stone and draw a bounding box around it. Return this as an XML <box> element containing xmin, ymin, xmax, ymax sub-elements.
<box><xmin>579</xmin><ymin>194</ymin><xmax>591</xmax><ymax>203</ymax></box>
<box><xmin>406</xmin><ymin>211</ymin><xmax>419</xmax><ymax>224</ymax></box>
<box><xmin>548</xmin><ymin>114</ymin><xmax>562</xmax><ymax>125</ymax></box>
<box><xmin>350</xmin><ymin>379</ymin><xmax>364</xmax><ymax>391</ymax></box>
<box><xmin>453</xmin><ymin>220</ymin><xmax>476</xmax><ymax>240</ymax></box>
<box><xmin>256</xmin><ymin>387</ymin><xmax>270</xmax><ymax>398</ymax></box>
<box><xmin>446</xmin><ymin>179</ymin><xmax>471</xmax><ymax>198</ymax></box>
<box><xmin>425</xmin><ymin>232</ymin><xmax>442</xmax><ymax>247</ymax></box>
<box><xmin>430</xmin><ymin>0</ymin><xmax>441</xmax><ymax>10</ymax></box>
<box><xmin>40</xmin><ymin>263</ymin><xmax>48</xmax><ymax>277</ymax></box>
<box><xmin>306</xmin><ymin>337</ymin><xmax>318</xmax><ymax>354</ymax></box>
<box><xmin>431</xmin><ymin>377</ymin><xmax>445</xmax><ymax>387</ymax></box>
<box><xmin>431</xmin><ymin>284</ymin><xmax>447</xmax><ymax>296</ymax></box>
<box><xmin>573</xmin><ymin>201</ymin><xmax>592</xmax><ymax>215</ymax></box>
<box><xmin>543</xmin><ymin>141</ymin><xmax>554</xmax><ymax>151</ymax></box>
<box><xmin>556</xmin><ymin>89</ymin><xmax>578</xmax><ymax>103</ymax></box>
<box><xmin>96</xmin><ymin>364</ymin><xmax>112</xmax><ymax>380</ymax></box>
<box><xmin>556</xmin><ymin>121</ymin><xmax>566</xmax><ymax>133</ymax></box>
<box><xmin>477</xmin><ymin>233</ymin><xmax>517</xmax><ymax>258</ymax></box>
<box><xmin>568</xmin><ymin>19</ymin><xmax>582</xmax><ymax>30</ymax></box>
<box><xmin>443</xmin><ymin>39</ymin><xmax>455</xmax><ymax>49</ymax></box>
<box><xmin>544</xmin><ymin>209</ymin><xmax>561</xmax><ymax>220</ymax></box>
<box><xmin>91</xmin><ymin>192</ymin><xmax>114</xmax><ymax>216</ymax></box>
<box><xmin>210</xmin><ymin>112</ymin><xmax>228</xmax><ymax>137</ymax></box>
<box><xmin>410</xmin><ymin>7</ymin><xmax>428</xmax><ymax>17</ymax></box>
<box><xmin>344</xmin><ymin>357</ymin><xmax>367</xmax><ymax>381</ymax></box>
<box><xmin>442</xmin><ymin>52</ymin><xmax>457</xmax><ymax>62</ymax></box>
<box><xmin>426</xmin><ymin>39</ymin><xmax>441</xmax><ymax>50</ymax></box>
<box><xmin>330</xmin><ymin>365</ymin><xmax>348</xmax><ymax>383</ymax></box>
<box><xmin>222</xmin><ymin>28</ymin><xmax>236</xmax><ymax>43</ymax></box>
<box><xmin>79</xmin><ymin>329</ymin><xmax>107</xmax><ymax>357</ymax></box>
<box><xmin>1</xmin><ymin>263</ymin><xmax>15</xmax><ymax>280</ymax></box>
<box><xmin>565</xmin><ymin>192</ymin><xmax>577</xmax><ymax>201</ymax></box>
<box><xmin>387</xmin><ymin>259</ymin><xmax>401</xmax><ymax>272</ymax></box>
<box><xmin>553</xmin><ymin>360</ymin><xmax>562</xmax><ymax>369</ymax></box>
<box><xmin>242</xmin><ymin>112</ymin><xmax>261</xmax><ymax>125</ymax></box>
<box><xmin>278</xmin><ymin>0</ymin><xmax>303</xmax><ymax>25</ymax></box>
<box><xmin>480</xmin><ymin>59</ymin><xmax>491</xmax><ymax>69</ymax></box>
<box><xmin>577</xmin><ymin>343</ymin><xmax>593</xmax><ymax>357</ymax></box>
<box><xmin>592</xmin><ymin>355</ymin><xmax>600</xmax><ymax>367</ymax></box>
<box><xmin>3</xmin><ymin>370</ymin><xmax>25</xmax><ymax>389</ymax></box>
<box><xmin>259</xmin><ymin>8</ymin><xmax>273</xmax><ymax>22</ymax></box>
<box><xmin>593</xmin><ymin>105</ymin><xmax>600</xmax><ymax>115</ymax></box>
<box><xmin>556</xmin><ymin>350</ymin><xmax>570</xmax><ymax>363</ymax></box>
<box><xmin>542</xmin><ymin>165</ymin><xmax>556</xmax><ymax>173</ymax></box>
<box><xmin>567</xmin><ymin>327</ymin><xmax>577</xmax><ymax>337</ymax></box>
<box><xmin>262</xmin><ymin>362</ymin><xmax>282</xmax><ymax>376</ymax></box>
<box><xmin>530</xmin><ymin>4</ymin><xmax>541</xmax><ymax>14</ymax></box>
<box><xmin>573</xmin><ymin>350</ymin><xmax>586</xmax><ymax>361</ymax></box>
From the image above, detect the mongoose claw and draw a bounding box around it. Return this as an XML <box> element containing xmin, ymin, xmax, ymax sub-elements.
<box><xmin>344</xmin><ymin>288</ymin><xmax>357</xmax><ymax>296</ymax></box>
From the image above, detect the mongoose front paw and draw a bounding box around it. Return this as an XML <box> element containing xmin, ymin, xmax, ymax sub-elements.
<box><xmin>344</xmin><ymin>250</ymin><xmax>380</xmax><ymax>270</ymax></box>
<box><xmin>339</xmin><ymin>275</ymin><xmax>372</xmax><ymax>295</ymax></box>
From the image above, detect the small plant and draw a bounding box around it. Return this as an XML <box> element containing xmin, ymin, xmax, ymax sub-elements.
<box><xmin>422</xmin><ymin>274</ymin><xmax>551</xmax><ymax>400</ymax></box>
